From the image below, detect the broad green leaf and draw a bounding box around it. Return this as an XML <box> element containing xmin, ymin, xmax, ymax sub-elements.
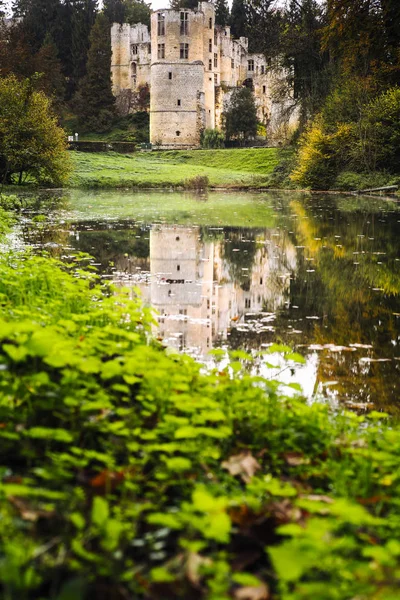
<box><xmin>91</xmin><ymin>497</ymin><xmax>109</xmax><ymax>528</ymax></box>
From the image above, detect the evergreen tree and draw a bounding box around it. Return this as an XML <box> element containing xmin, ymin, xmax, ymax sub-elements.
<box><xmin>103</xmin><ymin>0</ymin><xmax>125</xmax><ymax>23</ymax></box>
<box><xmin>125</xmin><ymin>0</ymin><xmax>151</xmax><ymax>27</ymax></box>
<box><xmin>35</xmin><ymin>33</ymin><xmax>66</xmax><ymax>104</ymax></box>
<box><xmin>230</xmin><ymin>0</ymin><xmax>247</xmax><ymax>38</ymax></box>
<box><xmin>169</xmin><ymin>0</ymin><xmax>198</xmax><ymax>11</ymax></box>
<box><xmin>281</xmin><ymin>0</ymin><xmax>329</xmax><ymax>121</ymax></box>
<box><xmin>12</xmin><ymin>0</ymin><xmax>62</xmax><ymax>51</ymax></box>
<box><xmin>215</xmin><ymin>0</ymin><xmax>229</xmax><ymax>27</ymax></box>
<box><xmin>70</xmin><ymin>0</ymin><xmax>98</xmax><ymax>87</ymax></box>
<box><xmin>73</xmin><ymin>12</ymin><xmax>115</xmax><ymax>132</ymax></box>
<box><xmin>223</xmin><ymin>87</ymin><xmax>258</xmax><ymax>142</ymax></box>
<box><xmin>245</xmin><ymin>0</ymin><xmax>281</xmax><ymax>55</ymax></box>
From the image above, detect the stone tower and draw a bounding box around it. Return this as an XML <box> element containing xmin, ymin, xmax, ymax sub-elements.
<box><xmin>150</xmin><ymin>2</ymin><xmax>216</xmax><ymax>147</ymax></box>
<box><xmin>110</xmin><ymin>2</ymin><xmax>299</xmax><ymax>147</ymax></box>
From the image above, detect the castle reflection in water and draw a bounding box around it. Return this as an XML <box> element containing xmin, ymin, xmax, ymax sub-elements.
<box><xmin>115</xmin><ymin>224</ymin><xmax>297</xmax><ymax>356</ymax></box>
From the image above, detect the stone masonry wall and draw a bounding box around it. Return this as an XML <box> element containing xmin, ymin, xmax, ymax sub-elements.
<box><xmin>111</xmin><ymin>2</ymin><xmax>299</xmax><ymax>146</ymax></box>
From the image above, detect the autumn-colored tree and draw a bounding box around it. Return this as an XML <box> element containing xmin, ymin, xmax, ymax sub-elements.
<box><xmin>323</xmin><ymin>0</ymin><xmax>400</xmax><ymax>82</ymax></box>
<box><xmin>0</xmin><ymin>75</ymin><xmax>71</xmax><ymax>185</ymax></box>
<box><xmin>0</xmin><ymin>21</ymin><xmax>36</xmax><ymax>79</ymax></box>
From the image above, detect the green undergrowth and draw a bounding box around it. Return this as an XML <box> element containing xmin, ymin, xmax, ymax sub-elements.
<box><xmin>1</xmin><ymin>205</ymin><xmax>400</xmax><ymax>598</ymax></box>
<box><xmin>69</xmin><ymin>148</ymin><xmax>281</xmax><ymax>189</ymax></box>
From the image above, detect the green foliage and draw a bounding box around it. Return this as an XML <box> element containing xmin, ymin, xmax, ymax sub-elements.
<box><xmin>359</xmin><ymin>87</ymin><xmax>400</xmax><ymax>171</ymax></box>
<box><xmin>215</xmin><ymin>0</ymin><xmax>229</xmax><ymax>27</ymax></box>
<box><xmin>1</xmin><ymin>244</ymin><xmax>400</xmax><ymax>598</ymax></box>
<box><xmin>73</xmin><ymin>13</ymin><xmax>115</xmax><ymax>132</ymax></box>
<box><xmin>201</xmin><ymin>128</ymin><xmax>225</xmax><ymax>149</ymax></box>
<box><xmin>292</xmin><ymin>86</ymin><xmax>400</xmax><ymax>188</ymax></box>
<box><xmin>0</xmin><ymin>75</ymin><xmax>71</xmax><ymax>186</ymax></box>
<box><xmin>223</xmin><ymin>88</ymin><xmax>258</xmax><ymax>143</ymax></box>
<box><xmin>291</xmin><ymin>118</ymin><xmax>355</xmax><ymax>189</ymax></box>
<box><xmin>230</xmin><ymin>0</ymin><xmax>247</xmax><ymax>38</ymax></box>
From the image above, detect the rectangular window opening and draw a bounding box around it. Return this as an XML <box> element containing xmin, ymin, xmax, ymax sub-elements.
<box><xmin>209</xmin><ymin>38</ymin><xmax>212</xmax><ymax>52</ymax></box>
<box><xmin>208</xmin><ymin>58</ymin><xmax>212</xmax><ymax>71</ymax></box>
<box><xmin>248</xmin><ymin>59</ymin><xmax>254</xmax><ymax>71</ymax></box>
<box><xmin>180</xmin><ymin>11</ymin><xmax>188</xmax><ymax>35</ymax></box>
<box><xmin>177</xmin><ymin>99</ymin><xmax>181</xmax><ymax>106</ymax></box>
<box><xmin>157</xmin><ymin>43</ymin><xmax>165</xmax><ymax>59</ymax></box>
<box><xmin>209</xmin><ymin>17</ymin><xmax>212</xmax><ymax>29</ymax></box>
<box><xmin>168</xmin><ymin>71</ymin><xmax>172</xmax><ymax>79</ymax></box>
<box><xmin>180</xmin><ymin>43</ymin><xmax>189</xmax><ymax>59</ymax></box>
<box><xmin>214</xmin><ymin>52</ymin><xmax>218</xmax><ymax>68</ymax></box>
<box><xmin>157</xmin><ymin>13</ymin><xmax>165</xmax><ymax>36</ymax></box>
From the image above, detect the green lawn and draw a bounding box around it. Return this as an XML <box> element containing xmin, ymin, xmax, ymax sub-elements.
<box><xmin>69</xmin><ymin>148</ymin><xmax>282</xmax><ymax>188</ymax></box>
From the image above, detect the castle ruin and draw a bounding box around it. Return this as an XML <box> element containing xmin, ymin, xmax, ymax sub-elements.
<box><xmin>111</xmin><ymin>2</ymin><xmax>298</xmax><ymax>148</ymax></box>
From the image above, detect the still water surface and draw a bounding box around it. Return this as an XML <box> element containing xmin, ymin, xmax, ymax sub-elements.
<box><xmin>14</xmin><ymin>190</ymin><xmax>400</xmax><ymax>412</ymax></box>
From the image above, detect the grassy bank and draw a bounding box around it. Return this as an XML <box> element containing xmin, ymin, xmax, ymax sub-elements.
<box><xmin>69</xmin><ymin>148</ymin><xmax>283</xmax><ymax>189</ymax></box>
<box><xmin>1</xmin><ymin>198</ymin><xmax>400</xmax><ymax>599</ymax></box>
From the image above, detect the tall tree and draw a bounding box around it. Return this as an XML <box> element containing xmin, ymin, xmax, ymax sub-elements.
<box><xmin>215</xmin><ymin>0</ymin><xmax>229</xmax><ymax>27</ymax></box>
<box><xmin>281</xmin><ymin>0</ymin><xmax>329</xmax><ymax>122</ymax></box>
<box><xmin>73</xmin><ymin>12</ymin><xmax>115</xmax><ymax>132</ymax></box>
<box><xmin>125</xmin><ymin>0</ymin><xmax>151</xmax><ymax>27</ymax></box>
<box><xmin>70</xmin><ymin>0</ymin><xmax>98</xmax><ymax>86</ymax></box>
<box><xmin>35</xmin><ymin>33</ymin><xmax>66</xmax><ymax>104</ymax></box>
<box><xmin>12</xmin><ymin>0</ymin><xmax>62</xmax><ymax>51</ymax></box>
<box><xmin>169</xmin><ymin>0</ymin><xmax>198</xmax><ymax>9</ymax></box>
<box><xmin>230</xmin><ymin>0</ymin><xmax>247</xmax><ymax>38</ymax></box>
<box><xmin>245</xmin><ymin>0</ymin><xmax>281</xmax><ymax>55</ymax></box>
<box><xmin>0</xmin><ymin>20</ymin><xmax>36</xmax><ymax>79</ymax></box>
<box><xmin>323</xmin><ymin>0</ymin><xmax>384</xmax><ymax>76</ymax></box>
<box><xmin>223</xmin><ymin>87</ymin><xmax>258</xmax><ymax>142</ymax></box>
<box><xmin>103</xmin><ymin>0</ymin><xmax>126</xmax><ymax>23</ymax></box>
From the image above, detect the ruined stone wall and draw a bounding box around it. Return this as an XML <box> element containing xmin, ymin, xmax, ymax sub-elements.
<box><xmin>150</xmin><ymin>62</ymin><xmax>205</xmax><ymax>146</ymax></box>
<box><xmin>150</xmin><ymin>4</ymin><xmax>213</xmax><ymax>146</ymax></box>
<box><xmin>111</xmin><ymin>23</ymin><xmax>150</xmax><ymax>115</ymax></box>
<box><xmin>111</xmin><ymin>2</ymin><xmax>299</xmax><ymax>146</ymax></box>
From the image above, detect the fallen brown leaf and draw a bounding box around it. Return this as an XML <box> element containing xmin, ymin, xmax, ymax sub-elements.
<box><xmin>222</xmin><ymin>451</ymin><xmax>261</xmax><ymax>483</ymax></box>
<box><xmin>283</xmin><ymin>452</ymin><xmax>310</xmax><ymax>466</ymax></box>
<box><xmin>234</xmin><ymin>583</ymin><xmax>269</xmax><ymax>600</ymax></box>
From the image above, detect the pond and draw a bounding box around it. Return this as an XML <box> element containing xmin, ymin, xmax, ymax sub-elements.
<box><xmin>11</xmin><ymin>189</ymin><xmax>400</xmax><ymax>412</ymax></box>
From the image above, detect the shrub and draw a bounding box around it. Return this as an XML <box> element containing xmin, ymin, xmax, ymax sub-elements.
<box><xmin>358</xmin><ymin>87</ymin><xmax>400</xmax><ymax>171</ymax></box>
<box><xmin>291</xmin><ymin>118</ymin><xmax>355</xmax><ymax>189</ymax></box>
<box><xmin>183</xmin><ymin>174</ymin><xmax>209</xmax><ymax>190</ymax></box>
<box><xmin>201</xmin><ymin>128</ymin><xmax>225</xmax><ymax>149</ymax></box>
<box><xmin>1</xmin><ymin>252</ymin><xmax>400</xmax><ymax>599</ymax></box>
